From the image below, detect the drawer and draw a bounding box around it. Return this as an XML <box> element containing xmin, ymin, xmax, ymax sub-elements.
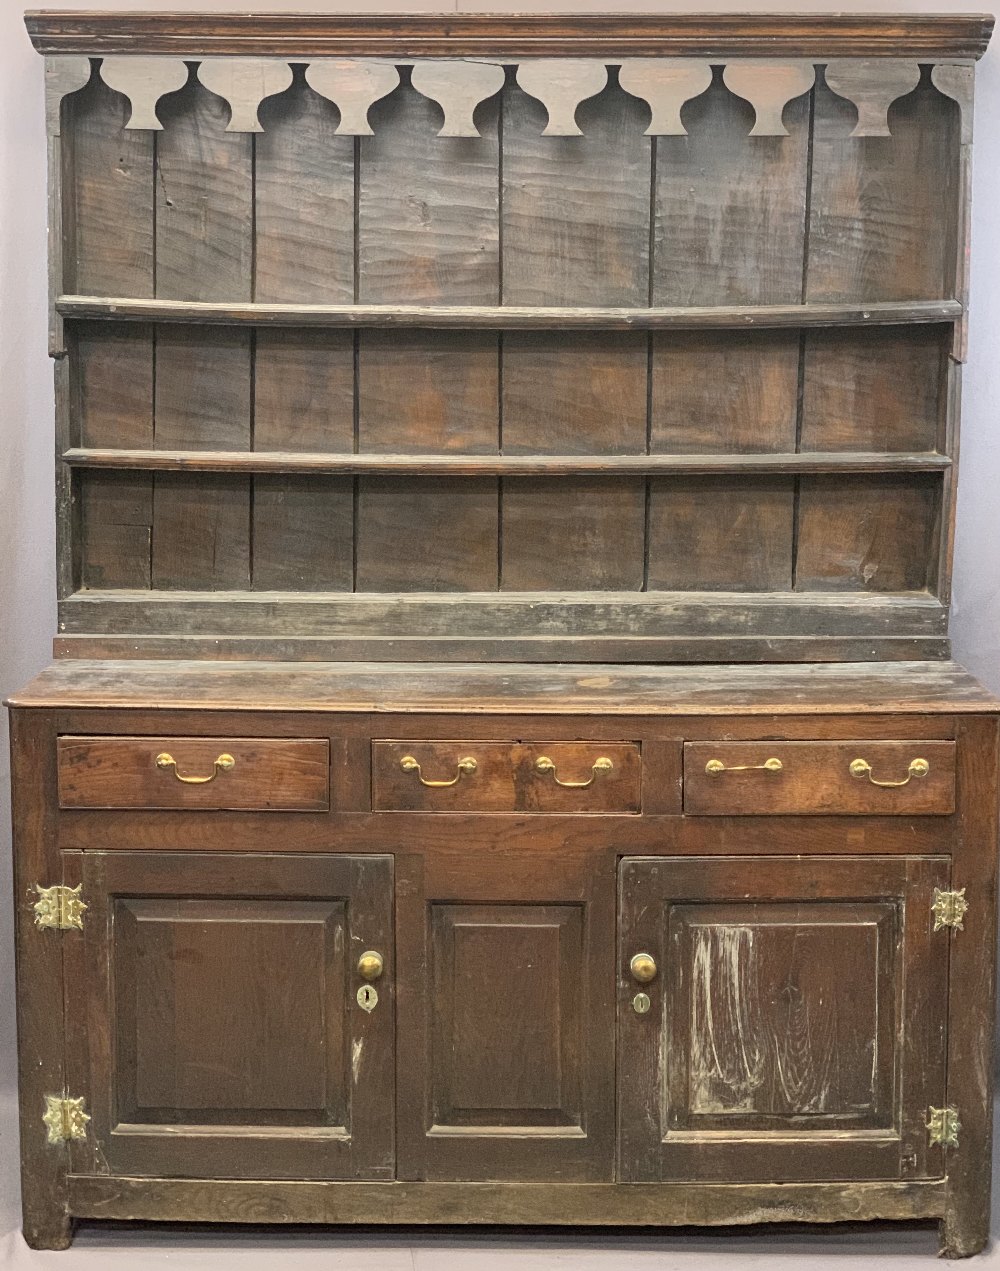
<box><xmin>372</xmin><ymin>740</ymin><xmax>641</xmax><ymax>812</ymax></box>
<box><xmin>57</xmin><ymin>736</ymin><xmax>330</xmax><ymax>811</ymax></box>
<box><xmin>683</xmin><ymin>740</ymin><xmax>956</xmax><ymax>816</ymax></box>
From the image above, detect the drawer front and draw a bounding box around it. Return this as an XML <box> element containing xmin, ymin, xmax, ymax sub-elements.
<box><xmin>58</xmin><ymin>737</ymin><xmax>330</xmax><ymax>811</ymax></box>
<box><xmin>684</xmin><ymin>740</ymin><xmax>956</xmax><ymax>816</ymax></box>
<box><xmin>373</xmin><ymin>741</ymin><xmax>641</xmax><ymax>812</ymax></box>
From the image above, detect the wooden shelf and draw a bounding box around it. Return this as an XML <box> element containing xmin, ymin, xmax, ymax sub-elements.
<box><xmin>57</xmin><ymin>296</ymin><xmax>963</xmax><ymax>332</ymax></box>
<box><xmin>64</xmin><ymin>449</ymin><xmax>953</xmax><ymax>477</ymax></box>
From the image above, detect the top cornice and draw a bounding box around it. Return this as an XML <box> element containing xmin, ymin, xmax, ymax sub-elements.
<box><xmin>23</xmin><ymin>12</ymin><xmax>996</xmax><ymax>61</ymax></box>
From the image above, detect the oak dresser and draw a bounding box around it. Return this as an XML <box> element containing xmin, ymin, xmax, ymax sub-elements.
<box><xmin>9</xmin><ymin>10</ymin><xmax>1000</xmax><ymax>1257</ymax></box>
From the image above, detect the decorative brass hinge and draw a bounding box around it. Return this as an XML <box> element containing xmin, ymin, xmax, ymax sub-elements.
<box><xmin>931</xmin><ymin>887</ymin><xmax>968</xmax><ymax>932</ymax></box>
<box><xmin>927</xmin><ymin>1105</ymin><xmax>961</xmax><ymax>1148</ymax></box>
<box><xmin>42</xmin><ymin>1095</ymin><xmax>90</xmax><ymax>1145</ymax></box>
<box><xmin>32</xmin><ymin>884</ymin><xmax>86</xmax><ymax>931</ymax></box>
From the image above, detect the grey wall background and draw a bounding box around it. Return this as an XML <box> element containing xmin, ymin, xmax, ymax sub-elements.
<box><xmin>1</xmin><ymin>0</ymin><xmax>998</xmax><ymax>1104</ymax></box>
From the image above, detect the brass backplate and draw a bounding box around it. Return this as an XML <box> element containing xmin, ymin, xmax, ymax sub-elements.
<box><xmin>42</xmin><ymin>1095</ymin><xmax>90</xmax><ymax>1145</ymax></box>
<box><xmin>931</xmin><ymin>887</ymin><xmax>968</xmax><ymax>932</ymax></box>
<box><xmin>33</xmin><ymin>884</ymin><xmax>87</xmax><ymax>931</ymax></box>
<box><xmin>927</xmin><ymin>1105</ymin><xmax>960</xmax><ymax>1148</ymax></box>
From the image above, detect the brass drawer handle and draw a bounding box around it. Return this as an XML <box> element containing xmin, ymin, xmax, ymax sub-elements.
<box><xmin>705</xmin><ymin>757</ymin><xmax>783</xmax><ymax>776</ymax></box>
<box><xmin>155</xmin><ymin>752</ymin><xmax>235</xmax><ymax>784</ymax></box>
<box><xmin>535</xmin><ymin>755</ymin><xmax>613</xmax><ymax>788</ymax></box>
<box><xmin>400</xmin><ymin>755</ymin><xmax>477</xmax><ymax>788</ymax></box>
<box><xmin>850</xmin><ymin>757</ymin><xmax>929</xmax><ymax>787</ymax></box>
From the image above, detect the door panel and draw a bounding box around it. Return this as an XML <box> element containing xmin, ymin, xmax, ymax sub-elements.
<box><xmin>397</xmin><ymin>850</ymin><xmax>614</xmax><ymax>1181</ymax></box>
<box><xmin>618</xmin><ymin>855</ymin><xmax>948</xmax><ymax>1183</ymax></box>
<box><xmin>69</xmin><ymin>852</ymin><xmax>393</xmax><ymax>1180</ymax></box>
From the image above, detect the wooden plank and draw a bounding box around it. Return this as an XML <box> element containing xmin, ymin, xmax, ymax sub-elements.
<box><xmin>79</xmin><ymin>473</ymin><xmax>152</xmax><ymax>589</ymax></box>
<box><xmin>9</xmin><ymin>712</ymin><xmax>74</xmax><ymax>1250</ymax></box>
<box><xmin>355</xmin><ymin>478</ymin><xmax>498</xmax><ymax>592</ymax></box>
<box><xmin>653</xmin><ymin>70</ymin><xmax>809</xmax><ymax>305</ymax></box>
<box><xmin>647</xmin><ymin>478</ymin><xmax>795</xmax><ymax>590</ymax></box>
<box><xmin>503</xmin><ymin>333</ymin><xmax>647</xmax><ymax>455</ymax></box>
<box><xmin>73</xmin><ymin>322</ymin><xmax>153</xmax><ymax>589</ymax></box>
<box><xmin>253</xmin><ymin>73</ymin><xmax>356</xmax><ymax>592</ymax></box>
<box><xmin>154</xmin><ymin>78</ymin><xmax>253</xmax><ymax>590</ymax></box>
<box><xmin>65</xmin><ymin>75</ymin><xmax>154</xmax><ymax>296</ymax></box>
<box><xmin>57</xmin><ymin>296</ymin><xmax>965</xmax><ymax>329</ymax></box>
<box><xmin>55</xmin><ymin>590</ymin><xmax>948</xmax><ymax>639</ymax></box>
<box><xmin>357</xmin><ymin>78</ymin><xmax>500</xmax><ymax>585</ymax></box>
<box><xmin>150</xmin><ymin>475</ymin><xmax>251</xmax><ymax>590</ymax></box>
<box><xmin>62</xmin><ymin>449</ymin><xmax>953</xmax><ymax>477</ymax></box>
<box><xmin>801</xmin><ymin>327</ymin><xmax>947</xmax><ymax>452</ymax></box>
<box><xmin>942</xmin><ymin>717</ymin><xmax>1000</xmax><ymax>1257</ymax></box>
<box><xmin>52</xmin><ymin>634</ymin><xmax>951</xmax><ymax>664</ymax></box>
<box><xmin>651</xmin><ymin>331</ymin><xmax>799</xmax><ymax>453</ymax></box>
<box><xmin>359</xmin><ymin>332</ymin><xmax>498</xmax><ymax>454</ymax></box>
<box><xmin>252</xmin><ymin>476</ymin><xmax>353</xmax><ymax>591</ymax></box>
<box><xmin>795</xmin><ymin>475</ymin><xmax>939</xmax><ymax>592</ymax></box>
<box><xmin>502</xmin><ymin>78</ymin><xmax>649</xmax><ymax>588</ymax></box>
<box><xmin>807</xmin><ymin>73</ymin><xmax>960</xmax><ymax>302</ymax></box>
<box><xmin>503</xmin><ymin>80</ymin><xmax>648</xmax><ymax>308</ymax></box>
<box><xmin>254</xmin><ymin>70</ymin><xmax>354</xmax><ymax>304</ymax></box>
<box><xmin>25</xmin><ymin>14</ymin><xmax>996</xmax><ymax>61</ymax></box>
<box><xmin>253</xmin><ymin>331</ymin><xmax>354</xmax><ymax>452</ymax></box>
<box><xmin>20</xmin><ymin>657</ymin><xmax>995</xmax><ymax>715</ymax></box>
<box><xmin>155</xmin><ymin>77</ymin><xmax>253</xmax><ymax>301</ymax></box>
<box><xmin>501</xmin><ymin>479</ymin><xmax>646</xmax><ymax>590</ymax></box>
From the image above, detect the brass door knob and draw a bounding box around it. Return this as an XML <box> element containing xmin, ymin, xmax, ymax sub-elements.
<box><xmin>357</xmin><ymin>950</ymin><xmax>384</xmax><ymax>981</ymax></box>
<box><xmin>630</xmin><ymin>952</ymin><xmax>657</xmax><ymax>984</ymax></box>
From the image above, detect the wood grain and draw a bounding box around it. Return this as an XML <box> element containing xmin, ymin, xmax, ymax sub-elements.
<box><xmin>651</xmin><ymin>332</ymin><xmax>799</xmax><ymax>454</ymax></box>
<box><xmin>647</xmin><ymin>478</ymin><xmax>795</xmax><ymax>591</ymax></box>
<box><xmin>807</xmin><ymin>74</ymin><xmax>960</xmax><ymax>302</ymax></box>
<box><xmin>801</xmin><ymin>328</ymin><xmax>947</xmax><ymax>452</ymax></box>
<box><xmin>25</xmin><ymin>14</ymin><xmax>996</xmax><ymax>60</ymax></box>
<box><xmin>795</xmin><ymin>475</ymin><xmax>939</xmax><ymax>592</ymax></box>
<box><xmin>653</xmin><ymin>71</ymin><xmax>809</xmax><ymax>305</ymax></box>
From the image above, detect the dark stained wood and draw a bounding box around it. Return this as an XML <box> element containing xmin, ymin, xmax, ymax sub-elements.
<box><xmin>25</xmin><ymin>14</ymin><xmax>995</xmax><ymax>60</ymax></box>
<box><xmin>503</xmin><ymin>332</ymin><xmax>647</xmax><ymax>456</ymax></box>
<box><xmin>941</xmin><ymin>716</ymin><xmax>1000</xmax><ymax>1257</ymax></box>
<box><xmin>807</xmin><ymin>74</ymin><xmax>960</xmax><ymax>303</ymax></box>
<box><xmin>355</xmin><ymin>478</ymin><xmax>498</xmax><ymax>592</ymax></box>
<box><xmin>502</xmin><ymin>479</ymin><xmax>646</xmax><ymax>592</ymax></box>
<box><xmin>801</xmin><ymin>327</ymin><xmax>947</xmax><ymax>452</ymax></box>
<box><xmin>8</xmin><ymin>711</ymin><xmax>74</xmax><ymax>1249</ymax></box>
<box><xmin>683</xmin><ymin>739</ymin><xmax>956</xmax><ymax>815</ymax></box>
<box><xmin>618</xmin><ymin>855</ymin><xmax>948</xmax><ymax>1182</ymax></box>
<box><xmin>63</xmin><ymin>449</ymin><xmax>954</xmax><ymax>477</ymax></box>
<box><xmin>357</xmin><ymin>79</ymin><xmax>499</xmax><ymax>588</ymax></box>
<box><xmin>65</xmin><ymin>74</ymin><xmax>153</xmax><ymax>298</ymax></box>
<box><xmin>254</xmin><ymin>74</ymin><xmax>354</xmax><ymax>306</ymax></box>
<box><xmin>653</xmin><ymin>73</ymin><xmax>808</xmax><ymax>306</ymax></box>
<box><xmin>373</xmin><ymin>740</ymin><xmax>641</xmax><ymax>813</ymax></box>
<box><xmin>651</xmin><ymin>332</ymin><xmax>799</xmax><ymax>454</ymax></box>
<box><xmin>252</xmin><ymin>476</ymin><xmax>354</xmax><ymax>593</ymax></box>
<box><xmin>647</xmin><ymin>478</ymin><xmax>795</xmax><ymax>591</ymax></box>
<box><xmin>59</xmin><ymin>296</ymin><xmax>965</xmax><ymax>329</ymax></box>
<box><xmin>79</xmin><ymin>471</ymin><xmax>152</xmax><ymax>590</ymax></box>
<box><xmin>151</xmin><ymin>78</ymin><xmax>253</xmax><ymax>592</ymax></box>
<box><xmin>57</xmin><ymin>736</ymin><xmax>330</xmax><ymax>810</ymax></box>
<box><xmin>10</xmin><ymin>660</ymin><xmax>996</xmax><ymax>717</ymax></box>
<box><xmin>795</xmin><ymin>475</ymin><xmax>939</xmax><ymax>592</ymax></box>
<box><xmin>396</xmin><ymin>848</ymin><xmax>615</xmax><ymax>1181</ymax></box>
<box><xmin>69</xmin><ymin>852</ymin><xmax>393</xmax><ymax>1179</ymax></box>
<box><xmin>62</xmin><ymin>1173</ymin><xmax>947</xmax><ymax>1227</ymax></box>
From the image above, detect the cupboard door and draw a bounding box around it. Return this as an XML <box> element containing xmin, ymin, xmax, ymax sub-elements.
<box><xmin>68</xmin><ymin>852</ymin><xmax>393</xmax><ymax>1180</ymax></box>
<box><xmin>618</xmin><ymin>856</ymin><xmax>948</xmax><ymax>1183</ymax></box>
<box><xmin>396</xmin><ymin>851</ymin><xmax>615</xmax><ymax>1181</ymax></box>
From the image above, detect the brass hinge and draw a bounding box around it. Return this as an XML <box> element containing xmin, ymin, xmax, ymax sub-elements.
<box><xmin>42</xmin><ymin>1095</ymin><xmax>90</xmax><ymax>1145</ymax></box>
<box><xmin>931</xmin><ymin>887</ymin><xmax>968</xmax><ymax>932</ymax></box>
<box><xmin>927</xmin><ymin>1105</ymin><xmax>961</xmax><ymax>1148</ymax></box>
<box><xmin>32</xmin><ymin>884</ymin><xmax>86</xmax><ymax>931</ymax></box>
